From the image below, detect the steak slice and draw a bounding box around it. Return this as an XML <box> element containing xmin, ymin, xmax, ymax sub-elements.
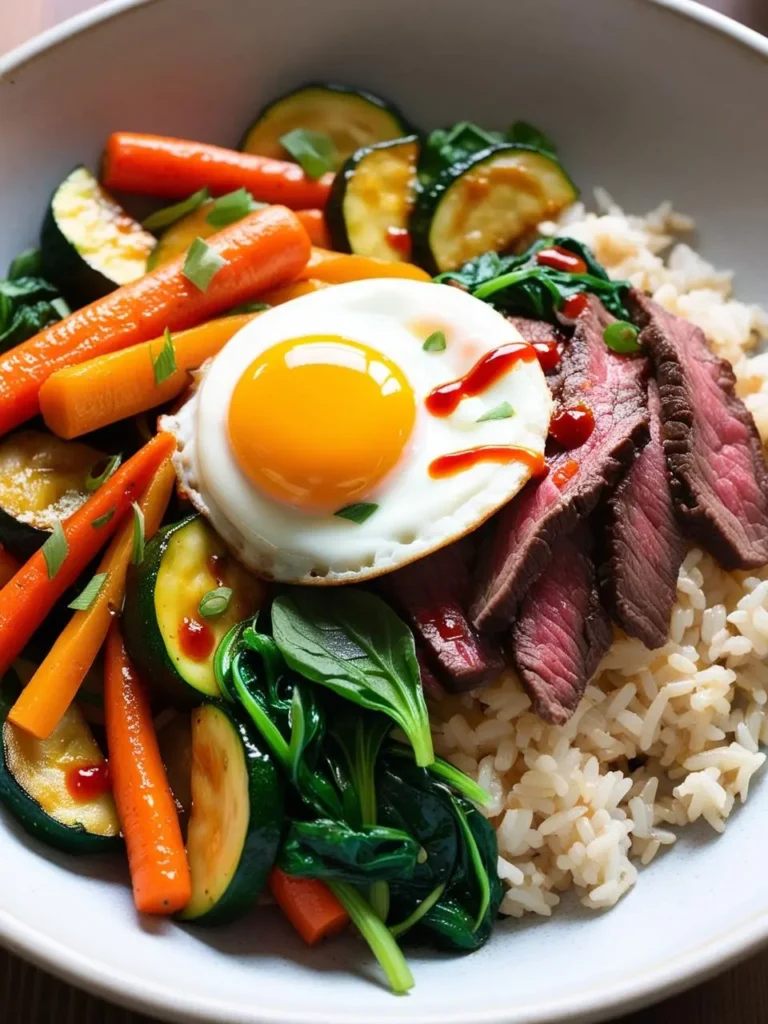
<box><xmin>601</xmin><ymin>378</ymin><xmax>686</xmax><ymax>649</ymax></box>
<box><xmin>382</xmin><ymin>541</ymin><xmax>504</xmax><ymax>693</ymax></box>
<box><xmin>506</xmin><ymin>316</ymin><xmax>567</xmax><ymax>348</ymax></box>
<box><xmin>512</xmin><ymin>526</ymin><xmax>612</xmax><ymax>725</ymax></box>
<box><xmin>471</xmin><ymin>298</ymin><xmax>649</xmax><ymax>633</ymax></box>
<box><xmin>630</xmin><ymin>291</ymin><xmax>768</xmax><ymax>569</ymax></box>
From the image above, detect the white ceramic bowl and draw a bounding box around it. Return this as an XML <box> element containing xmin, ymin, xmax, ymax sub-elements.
<box><xmin>1</xmin><ymin>1</ymin><xmax>768</xmax><ymax>1021</ymax></box>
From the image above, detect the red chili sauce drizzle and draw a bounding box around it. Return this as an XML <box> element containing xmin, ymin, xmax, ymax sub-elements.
<box><xmin>535</xmin><ymin>246</ymin><xmax>587</xmax><ymax>275</ymax></box>
<box><xmin>551</xmin><ymin>458</ymin><xmax>580</xmax><ymax>489</ymax></box>
<box><xmin>549</xmin><ymin>403</ymin><xmax>595</xmax><ymax>449</ymax></box>
<box><xmin>429</xmin><ymin>446</ymin><xmax>546</xmax><ymax>479</ymax></box>
<box><xmin>425</xmin><ymin>341</ymin><xmax>536</xmax><ymax>418</ymax></box>
<box><xmin>65</xmin><ymin>762</ymin><xmax>111</xmax><ymax>802</ymax></box>
<box><xmin>531</xmin><ymin>339</ymin><xmax>562</xmax><ymax>373</ymax></box>
<box><xmin>386</xmin><ymin>226</ymin><xmax>412</xmax><ymax>257</ymax></box>
<box><xmin>179</xmin><ymin>616</ymin><xmax>216</xmax><ymax>661</ymax></box>
<box><xmin>561</xmin><ymin>292</ymin><xmax>589</xmax><ymax>320</ymax></box>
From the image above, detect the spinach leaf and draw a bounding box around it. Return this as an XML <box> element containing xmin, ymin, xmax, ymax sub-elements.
<box><xmin>506</xmin><ymin>120</ymin><xmax>557</xmax><ymax>156</ymax></box>
<box><xmin>0</xmin><ymin>268</ymin><xmax>67</xmax><ymax>352</ymax></box>
<box><xmin>271</xmin><ymin>589</ymin><xmax>434</xmax><ymax>767</ymax></box>
<box><xmin>419</xmin><ymin>121</ymin><xmax>503</xmax><ymax>188</ymax></box>
<box><xmin>278</xmin><ymin>818</ymin><xmax>422</xmax><ymax>884</ymax></box>
<box><xmin>436</xmin><ymin>235</ymin><xmax>630</xmax><ymax>322</ymax></box>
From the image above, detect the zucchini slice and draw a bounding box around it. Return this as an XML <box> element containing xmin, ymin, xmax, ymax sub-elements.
<box><xmin>123</xmin><ymin>515</ymin><xmax>264</xmax><ymax>703</ymax></box>
<box><xmin>0</xmin><ymin>430</ymin><xmax>105</xmax><ymax>559</ymax></box>
<box><xmin>0</xmin><ymin>677</ymin><xmax>121</xmax><ymax>854</ymax></box>
<box><xmin>179</xmin><ymin>701</ymin><xmax>283</xmax><ymax>924</ymax></box>
<box><xmin>241</xmin><ymin>84</ymin><xmax>411</xmax><ymax>167</ymax></box>
<box><xmin>146</xmin><ymin>199</ymin><xmax>217</xmax><ymax>271</ymax></box>
<box><xmin>41</xmin><ymin>166</ymin><xmax>155</xmax><ymax>304</ymax></box>
<box><xmin>411</xmin><ymin>144</ymin><xmax>578</xmax><ymax>273</ymax></box>
<box><xmin>327</xmin><ymin>136</ymin><xmax>419</xmax><ymax>261</ymax></box>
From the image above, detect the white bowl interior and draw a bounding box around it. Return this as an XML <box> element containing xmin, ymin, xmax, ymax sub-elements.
<box><xmin>1</xmin><ymin>1</ymin><xmax>768</xmax><ymax>1021</ymax></box>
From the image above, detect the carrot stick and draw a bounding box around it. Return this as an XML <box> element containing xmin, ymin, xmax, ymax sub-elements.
<box><xmin>0</xmin><ymin>206</ymin><xmax>311</xmax><ymax>436</ymax></box>
<box><xmin>0</xmin><ymin>432</ymin><xmax>174</xmax><ymax>677</ymax></box>
<box><xmin>302</xmin><ymin>247</ymin><xmax>431</xmax><ymax>284</ymax></box>
<box><xmin>259</xmin><ymin>279</ymin><xmax>330</xmax><ymax>307</ymax></box>
<box><xmin>9</xmin><ymin>458</ymin><xmax>176</xmax><ymax>739</ymax></box>
<box><xmin>103</xmin><ymin>133</ymin><xmax>333</xmax><ymax>210</ymax></box>
<box><xmin>295</xmin><ymin>209</ymin><xmax>331</xmax><ymax>249</ymax></box>
<box><xmin>40</xmin><ymin>314</ymin><xmax>257</xmax><ymax>440</ymax></box>
<box><xmin>0</xmin><ymin>546</ymin><xmax>20</xmax><ymax>589</ymax></box>
<box><xmin>104</xmin><ymin>624</ymin><xmax>191</xmax><ymax>915</ymax></box>
<box><xmin>269</xmin><ymin>868</ymin><xmax>348</xmax><ymax>945</ymax></box>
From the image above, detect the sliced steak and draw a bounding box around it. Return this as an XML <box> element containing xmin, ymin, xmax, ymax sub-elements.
<box><xmin>630</xmin><ymin>291</ymin><xmax>768</xmax><ymax>569</ymax></box>
<box><xmin>471</xmin><ymin>298</ymin><xmax>649</xmax><ymax>633</ymax></box>
<box><xmin>512</xmin><ymin>526</ymin><xmax>612</xmax><ymax>725</ymax></box>
<box><xmin>601</xmin><ymin>378</ymin><xmax>686</xmax><ymax>649</ymax></box>
<box><xmin>506</xmin><ymin>316</ymin><xmax>567</xmax><ymax>348</ymax></box>
<box><xmin>382</xmin><ymin>541</ymin><xmax>504</xmax><ymax>692</ymax></box>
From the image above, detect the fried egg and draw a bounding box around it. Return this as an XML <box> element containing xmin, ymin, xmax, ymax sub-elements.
<box><xmin>163</xmin><ymin>279</ymin><xmax>552</xmax><ymax>583</ymax></box>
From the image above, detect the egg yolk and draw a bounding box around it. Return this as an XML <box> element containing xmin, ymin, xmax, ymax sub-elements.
<box><xmin>227</xmin><ymin>335</ymin><xmax>416</xmax><ymax>512</ymax></box>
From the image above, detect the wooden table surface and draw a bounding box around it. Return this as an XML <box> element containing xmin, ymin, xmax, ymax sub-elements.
<box><xmin>2</xmin><ymin>0</ymin><xmax>768</xmax><ymax>1021</ymax></box>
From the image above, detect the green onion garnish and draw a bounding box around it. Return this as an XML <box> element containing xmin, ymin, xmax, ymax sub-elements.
<box><xmin>152</xmin><ymin>327</ymin><xmax>178</xmax><ymax>385</ymax></box>
<box><xmin>182</xmin><ymin>237</ymin><xmax>226</xmax><ymax>293</ymax></box>
<box><xmin>91</xmin><ymin>509</ymin><xmax>115</xmax><ymax>529</ymax></box>
<box><xmin>423</xmin><ymin>330</ymin><xmax>447</xmax><ymax>353</ymax></box>
<box><xmin>86</xmin><ymin>454</ymin><xmax>122</xmax><ymax>493</ymax></box>
<box><xmin>42</xmin><ymin>520</ymin><xmax>68</xmax><ymax>579</ymax></box>
<box><xmin>130</xmin><ymin>502</ymin><xmax>145</xmax><ymax>565</ymax></box>
<box><xmin>334</xmin><ymin>502</ymin><xmax>379</xmax><ymax>524</ymax></box>
<box><xmin>477</xmin><ymin>401</ymin><xmax>515</xmax><ymax>422</ymax></box>
<box><xmin>142</xmin><ymin>188</ymin><xmax>210</xmax><ymax>231</ymax></box>
<box><xmin>279</xmin><ymin>129</ymin><xmax>337</xmax><ymax>180</ymax></box>
<box><xmin>206</xmin><ymin>188</ymin><xmax>262</xmax><ymax>229</ymax></box>
<box><xmin>198</xmin><ymin>586</ymin><xmax>233</xmax><ymax>619</ymax></box>
<box><xmin>603</xmin><ymin>321</ymin><xmax>642</xmax><ymax>354</ymax></box>
<box><xmin>68</xmin><ymin>572</ymin><xmax>108</xmax><ymax>611</ymax></box>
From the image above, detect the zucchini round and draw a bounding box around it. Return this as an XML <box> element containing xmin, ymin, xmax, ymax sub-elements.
<box><xmin>241</xmin><ymin>83</ymin><xmax>411</xmax><ymax>168</ymax></box>
<box><xmin>0</xmin><ymin>430</ymin><xmax>105</xmax><ymax>559</ymax></box>
<box><xmin>411</xmin><ymin>144</ymin><xmax>579</xmax><ymax>273</ymax></box>
<box><xmin>0</xmin><ymin>676</ymin><xmax>121</xmax><ymax>855</ymax></box>
<box><xmin>41</xmin><ymin>166</ymin><xmax>155</xmax><ymax>305</ymax></box>
<box><xmin>146</xmin><ymin>199</ymin><xmax>217</xmax><ymax>271</ymax></box>
<box><xmin>178</xmin><ymin>701</ymin><xmax>283</xmax><ymax>924</ymax></box>
<box><xmin>123</xmin><ymin>515</ymin><xmax>264</xmax><ymax>703</ymax></box>
<box><xmin>327</xmin><ymin>136</ymin><xmax>419</xmax><ymax>261</ymax></box>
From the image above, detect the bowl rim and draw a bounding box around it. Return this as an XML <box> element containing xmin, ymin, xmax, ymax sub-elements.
<box><xmin>1</xmin><ymin>0</ymin><xmax>768</xmax><ymax>1021</ymax></box>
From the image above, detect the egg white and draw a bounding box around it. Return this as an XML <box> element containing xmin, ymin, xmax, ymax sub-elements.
<box><xmin>163</xmin><ymin>279</ymin><xmax>552</xmax><ymax>584</ymax></box>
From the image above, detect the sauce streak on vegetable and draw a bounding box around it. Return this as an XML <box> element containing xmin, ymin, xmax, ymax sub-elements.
<box><xmin>531</xmin><ymin>339</ymin><xmax>562</xmax><ymax>372</ymax></box>
<box><xmin>65</xmin><ymin>762</ymin><xmax>111</xmax><ymax>802</ymax></box>
<box><xmin>562</xmin><ymin>293</ymin><xmax>589</xmax><ymax>320</ymax></box>
<box><xmin>551</xmin><ymin>458</ymin><xmax>580</xmax><ymax>489</ymax></box>
<box><xmin>535</xmin><ymin>246</ymin><xmax>587</xmax><ymax>275</ymax></box>
<box><xmin>386</xmin><ymin>226</ymin><xmax>412</xmax><ymax>258</ymax></box>
<box><xmin>179</xmin><ymin>616</ymin><xmax>216</xmax><ymax>661</ymax></box>
<box><xmin>429</xmin><ymin>446</ymin><xmax>545</xmax><ymax>479</ymax></box>
<box><xmin>549</xmin><ymin>404</ymin><xmax>595</xmax><ymax>449</ymax></box>
<box><xmin>426</xmin><ymin>342</ymin><xmax>536</xmax><ymax>417</ymax></box>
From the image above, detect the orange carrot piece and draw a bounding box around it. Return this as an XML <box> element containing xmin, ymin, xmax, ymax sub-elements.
<box><xmin>0</xmin><ymin>206</ymin><xmax>311</xmax><ymax>436</ymax></box>
<box><xmin>39</xmin><ymin>314</ymin><xmax>257</xmax><ymax>440</ymax></box>
<box><xmin>302</xmin><ymin>247</ymin><xmax>431</xmax><ymax>284</ymax></box>
<box><xmin>104</xmin><ymin>624</ymin><xmax>191</xmax><ymax>915</ymax></box>
<box><xmin>295</xmin><ymin>209</ymin><xmax>331</xmax><ymax>249</ymax></box>
<box><xmin>259</xmin><ymin>279</ymin><xmax>330</xmax><ymax>307</ymax></box>
<box><xmin>0</xmin><ymin>546</ymin><xmax>20</xmax><ymax>589</ymax></box>
<box><xmin>0</xmin><ymin>431</ymin><xmax>174</xmax><ymax>677</ymax></box>
<box><xmin>269</xmin><ymin>868</ymin><xmax>349</xmax><ymax>946</ymax></box>
<box><xmin>103</xmin><ymin>133</ymin><xmax>333</xmax><ymax>210</ymax></box>
<box><xmin>9</xmin><ymin>459</ymin><xmax>176</xmax><ymax>740</ymax></box>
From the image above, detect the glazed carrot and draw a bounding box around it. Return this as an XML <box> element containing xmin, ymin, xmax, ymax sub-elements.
<box><xmin>302</xmin><ymin>247</ymin><xmax>431</xmax><ymax>284</ymax></box>
<box><xmin>259</xmin><ymin>279</ymin><xmax>329</xmax><ymax>306</ymax></box>
<box><xmin>0</xmin><ymin>546</ymin><xmax>20</xmax><ymax>589</ymax></box>
<box><xmin>0</xmin><ymin>206</ymin><xmax>311</xmax><ymax>436</ymax></box>
<box><xmin>0</xmin><ymin>432</ymin><xmax>174</xmax><ymax>677</ymax></box>
<box><xmin>9</xmin><ymin>459</ymin><xmax>176</xmax><ymax>739</ymax></box>
<box><xmin>104</xmin><ymin>624</ymin><xmax>191</xmax><ymax>915</ymax></box>
<box><xmin>269</xmin><ymin>868</ymin><xmax>349</xmax><ymax>945</ymax></box>
<box><xmin>103</xmin><ymin>133</ymin><xmax>333</xmax><ymax>210</ymax></box>
<box><xmin>295</xmin><ymin>209</ymin><xmax>332</xmax><ymax>248</ymax></box>
<box><xmin>40</xmin><ymin>314</ymin><xmax>257</xmax><ymax>440</ymax></box>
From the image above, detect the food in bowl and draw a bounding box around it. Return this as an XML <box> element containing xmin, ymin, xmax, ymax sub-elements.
<box><xmin>0</xmin><ymin>81</ymin><xmax>767</xmax><ymax>994</ymax></box>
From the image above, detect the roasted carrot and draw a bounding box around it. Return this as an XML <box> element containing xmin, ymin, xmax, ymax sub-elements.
<box><xmin>295</xmin><ymin>209</ymin><xmax>331</xmax><ymax>248</ymax></box>
<box><xmin>269</xmin><ymin>868</ymin><xmax>349</xmax><ymax>945</ymax></box>
<box><xmin>104</xmin><ymin>624</ymin><xmax>191</xmax><ymax>915</ymax></box>
<box><xmin>103</xmin><ymin>133</ymin><xmax>333</xmax><ymax>210</ymax></box>
<box><xmin>0</xmin><ymin>546</ymin><xmax>20</xmax><ymax>589</ymax></box>
<box><xmin>0</xmin><ymin>432</ymin><xmax>174</xmax><ymax>677</ymax></box>
<box><xmin>302</xmin><ymin>247</ymin><xmax>431</xmax><ymax>284</ymax></box>
<box><xmin>0</xmin><ymin>206</ymin><xmax>311</xmax><ymax>436</ymax></box>
<box><xmin>259</xmin><ymin>279</ymin><xmax>329</xmax><ymax>306</ymax></box>
<box><xmin>9</xmin><ymin>459</ymin><xmax>176</xmax><ymax>740</ymax></box>
<box><xmin>40</xmin><ymin>314</ymin><xmax>257</xmax><ymax>440</ymax></box>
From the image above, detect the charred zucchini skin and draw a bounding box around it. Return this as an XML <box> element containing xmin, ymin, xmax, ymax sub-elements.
<box><xmin>410</xmin><ymin>143</ymin><xmax>578</xmax><ymax>274</ymax></box>
<box><xmin>240</xmin><ymin>83</ymin><xmax>413</xmax><ymax>165</ymax></box>
<box><xmin>179</xmin><ymin>701</ymin><xmax>284</xmax><ymax>925</ymax></box>
<box><xmin>41</xmin><ymin>166</ymin><xmax>154</xmax><ymax>306</ymax></box>
<box><xmin>0</xmin><ymin>676</ymin><xmax>121</xmax><ymax>855</ymax></box>
<box><xmin>326</xmin><ymin>135</ymin><xmax>420</xmax><ymax>258</ymax></box>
